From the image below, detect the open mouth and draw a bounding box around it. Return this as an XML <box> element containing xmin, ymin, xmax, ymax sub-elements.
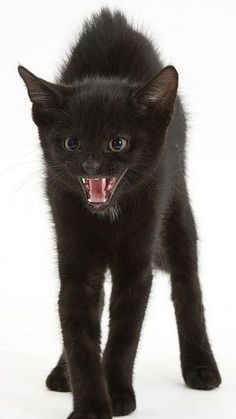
<box><xmin>79</xmin><ymin>170</ymin><xmax>126</xmax><ymax>209</ymax></box>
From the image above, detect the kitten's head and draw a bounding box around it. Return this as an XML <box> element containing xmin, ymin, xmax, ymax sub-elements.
<box><xmin>18</xmin><ymin>65</ymin><xmax>178</xmax><ymax>213</ymax></box>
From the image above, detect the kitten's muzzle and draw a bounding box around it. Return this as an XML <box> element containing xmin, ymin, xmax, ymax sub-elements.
<box><xmin>78</xmin><ymin>169</ymin><xmax>127</xmax><ymax>210</ymax></box>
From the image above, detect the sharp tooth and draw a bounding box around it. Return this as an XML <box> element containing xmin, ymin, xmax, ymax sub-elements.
<box><xmin>106</xmin><ymin>177</ymin><xmax>116</xmax><ymax>191</ymax></box>
<box><xmin>82</xmin><ymin>178</ymin><xmax>86</xmax><ymax>184</ymax></box>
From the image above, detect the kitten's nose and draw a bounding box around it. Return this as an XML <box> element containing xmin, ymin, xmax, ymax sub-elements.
<box><xmin>82</xmin><ymin>160</ymin><xmax>101</xmax><ymax>176</ymax></box>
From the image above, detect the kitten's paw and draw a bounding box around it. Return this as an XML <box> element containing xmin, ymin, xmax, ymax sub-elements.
<box><xmin>183</xmin><ymin>365</ymin><xmax>222</xmax><ymax>390</ymax></box>
<box><xmin>110</xmin><ymin>388</ymin><xmax>136</xmax><ymax>417</ymax></box>
<box><xmin>67</xmin><ymin>412</ymin><xmax>111</xmax><ymax>419</ymax></box>
<box><xmin>46</xmin><ymin>365</ymin><xmax>70</xmax><ymax>392</ymax></box>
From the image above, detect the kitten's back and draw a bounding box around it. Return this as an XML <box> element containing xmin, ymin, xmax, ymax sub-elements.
<box><xmin>60</xmin><ymin>8</ymin><xmax>161</xmax><ymax>83</ymax></box>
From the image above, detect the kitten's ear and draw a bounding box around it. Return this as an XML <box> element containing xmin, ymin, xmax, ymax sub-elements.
<box><xmin>18</xmin><ymin>65</ymin><xmax>69</xmax><ymax>108</ymax></box>
<box><xmin>133</xmin><ymin>66</ymin><xmax>178</xmax><ymax>118</ymax></box>
<box><xmin>18</xmin><ymin>66</ymin><xmax>71</xmax><ymax>126</ymax></box>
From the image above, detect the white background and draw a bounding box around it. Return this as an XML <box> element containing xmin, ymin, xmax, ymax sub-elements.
<box><xmin>1</xmin><ymin>0</ymin><xmax>236</xmax><ymax>418</ymax></box>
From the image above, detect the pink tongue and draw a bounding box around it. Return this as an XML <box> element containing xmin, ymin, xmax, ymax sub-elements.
<box><xmin>88</xmin><ymin>178</ymin><xmax>107</xmax><ymax>203</ymax></box>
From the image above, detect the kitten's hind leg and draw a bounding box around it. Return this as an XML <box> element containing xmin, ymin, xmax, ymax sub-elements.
<box><xmin>46</xmin><ymin>351</ymin><xmax>70</xmax><ymax>392</ymax></box>
<box><xmin>163</xmin><ymin>191</ymin><xmax>221</xmax><ymax>390</ymax></box>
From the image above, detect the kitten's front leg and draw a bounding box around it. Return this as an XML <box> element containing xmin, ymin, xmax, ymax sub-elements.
<box><xmin>58</xmin><ymin>250</ymin><xmax>111</xmax><ymax>419</ymax></box>
<box><xmin>46</xmin><ymin>290</ymin><xmax>105</xmax><ymax>393</ymax></box>
<box><xmin>164</xmin><ymin>194</ymin><xmax>221</xmax><ymax>390</ymax></box>
<box><xmin>103</xmin><ymin>251</ymin><xmax>152</xmax><ymax>417</ymax></box>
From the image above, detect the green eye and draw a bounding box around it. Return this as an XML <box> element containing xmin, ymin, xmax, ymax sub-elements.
<box><xmin>64</xmin><ymin>136</ymin><xmax>80</xmax><ymax>151</ymax></box>
<box><xmin>109</xmin><ymin>137</ymin><xmax>128</xmax><ymax>152</ymax></box>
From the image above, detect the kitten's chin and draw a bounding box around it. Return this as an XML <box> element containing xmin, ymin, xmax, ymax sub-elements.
<box><xmin>78</xmin><ymin>169</ymin><xmax>127</xmax><ymax>212</ymax></box>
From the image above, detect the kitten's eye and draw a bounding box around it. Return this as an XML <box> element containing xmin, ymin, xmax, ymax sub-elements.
<box><xmin>64</xmin><ymin>136</ymin><xmax>80</xmax><ymax>151</ymax></box>
<box><xmin>108</xmin><ymin>137</ymin><xmax>128</xmax><ymax>152</ymax></box>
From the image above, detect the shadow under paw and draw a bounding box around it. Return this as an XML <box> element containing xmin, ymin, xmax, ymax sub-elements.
<box><xmin>184</xmin><ymin>365</ymin><xmax>222</xmax><ymax>390</ymax></box>
<box><xmin>46</xmin><ymin>365</ymin><xmax>70</xmax><ymax>392</ymax></box>
<box><xmin>67</xmin><ymin>412</ymin><xmax>112</xmax><ymax>419</ymax></box>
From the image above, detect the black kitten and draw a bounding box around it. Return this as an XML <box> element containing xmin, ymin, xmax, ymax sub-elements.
<box><xmin>18</xmin><ymin>8</ymin><xmax>221</xmax><ymax>419</ymax></box>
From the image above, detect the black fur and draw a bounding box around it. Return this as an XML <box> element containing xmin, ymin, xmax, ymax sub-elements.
<box><xmin>18</xmin><ymin>8</ymin><xmax>221</xmax><ymax>419</ymax></box>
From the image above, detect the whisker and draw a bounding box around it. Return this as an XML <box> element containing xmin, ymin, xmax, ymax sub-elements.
<box><xmin>127</xmin><ymin>170</ymin><xmax>157</xmax><ymax>203</ymax></box>
<box><xmin>122</xmin><ymin>176</ymin><xmax>137</xmax><ymax>214</ymax></box>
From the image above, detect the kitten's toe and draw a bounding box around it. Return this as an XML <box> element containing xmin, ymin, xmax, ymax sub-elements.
<box><xmin>46</xmin><ymin>365</ymin><xmax>70</xmax><ymax>392</ymax></box>
<box><xmin>110</xmin><ymin>388</ymin><xmax>136</xmax><ymax>416</ymax></box>
<box><xmin>184</xmin><ymin>365</ymin><xmax>222</xmax><ymax>390</ymax></box>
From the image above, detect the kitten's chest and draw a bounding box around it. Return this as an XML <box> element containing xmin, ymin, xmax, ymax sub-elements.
<box><xmin>90</xmin><ymin>207</ymin><xmax>157</xmax><ymax>255</ymax></box>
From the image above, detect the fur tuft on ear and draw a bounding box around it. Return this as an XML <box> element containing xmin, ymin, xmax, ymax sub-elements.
<box><xmin>18</xmin><ymin>65</ymin><xmax>69</xmax><ymax>109</ymax></box>
<box><xmin>133</xmin><ymin>65</ymin><xmax>178</xmax><ymax>116</ymax></box>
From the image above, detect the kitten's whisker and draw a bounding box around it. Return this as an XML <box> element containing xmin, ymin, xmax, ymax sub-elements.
<box><xmin>122</xmin><ymin>176</ymin><xmax>137</xmax><ymax>214</ymax></box>
<box><xmin>9</xmin><ymin>169</ymin><xmax>44</xmax><ymax>202</ymax></box>
<box><xmin>0</xmin><ymin>160</ymin><xmax>44</xmax><ymax>176</ymax></box>
<box><xmin>49</xmin><ymin>171</ymin><xmax>67</xmax><ymax>188</ymax></box>
<box><xmin>127</xmin><ymin>171</ymin><xmax>157</xmax><ymax>203</ymax></box>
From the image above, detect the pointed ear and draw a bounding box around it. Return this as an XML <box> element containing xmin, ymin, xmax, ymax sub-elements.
<box><xmin>18</xmin><ymin>65</ymin><xmax>69</xmax><ymax>109</ymax></box>
<box><xmin>133</xmin><ymin>66</ymin><xmax>178</xmax><ymax>117</ymax></box>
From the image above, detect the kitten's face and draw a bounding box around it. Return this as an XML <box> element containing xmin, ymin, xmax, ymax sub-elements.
<box><xmin>18</xmin><ymin>66</ymin><xmax>178</xmax><ymax>213</ymax></box>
